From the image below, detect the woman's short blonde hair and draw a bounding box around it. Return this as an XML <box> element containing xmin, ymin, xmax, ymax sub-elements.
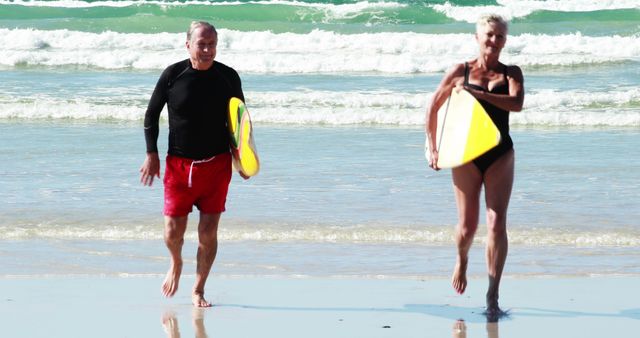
<box><xmin>476</xmin><ymin>14</ymin><xmax>508</xmax><ymax>33</ymax></box>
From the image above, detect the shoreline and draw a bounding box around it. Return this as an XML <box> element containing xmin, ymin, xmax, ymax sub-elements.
<box><xmin>2</xmin><ymin>275</ymin><xmax>639</xmax><ymax>337</ymax></box>
<box><xmin>3</xmin><ymin>272</ymin><xmax>640</xmax><ymax>279</ymax></box>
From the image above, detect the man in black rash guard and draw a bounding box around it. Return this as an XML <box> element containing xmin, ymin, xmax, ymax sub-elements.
<box><xmin>139</xmin><ymin>21</ymin><xmax>247</xmax><ymax>307</ymax></box>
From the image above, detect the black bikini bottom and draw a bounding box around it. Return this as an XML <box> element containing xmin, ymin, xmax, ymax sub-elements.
<box><xmin>473</xmin><ymin>138</ymin><xmax>513</xmax><ymax>174</ymax></box>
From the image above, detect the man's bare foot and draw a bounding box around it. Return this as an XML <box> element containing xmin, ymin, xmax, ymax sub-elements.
<box><xmin>162</xmin><ymin>261</ymin><xmax>183</xmax><ymax>298</ymax></box>
<box><xmin>192</xmin><ymin>291</ymin><xmax>212</xmax><ymax>308</ymax></box>
<box><xmin>452</xmin><ymin>257</ymin><xmax>468</xmax><ymax>294</ymax></box>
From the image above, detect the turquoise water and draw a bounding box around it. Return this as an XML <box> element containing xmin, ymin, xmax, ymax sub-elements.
<box><xmin>1</xmin><ymin>0</ymin><xmax>639</xmax><ymax>278</ymax></box>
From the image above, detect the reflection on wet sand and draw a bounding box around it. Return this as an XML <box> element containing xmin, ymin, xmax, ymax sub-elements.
<box><xmin>162</xmin><ymin>311</ymin><xmax>181</xmax><ymax>338</ymax></box>
<box><xmin>453</xmin><ymin>320</ymin><xmax>467</xmax><ymax>338</ymax></box>
<box><xmin>162</xmin><ymin>308</ymin><xmax>208</xmax><ymax>338</ymax></box>
<box><xmin>486</xmin><ymin>321</ymin><xmax>499</xmax><ymax>338</ymax></box>
<box><xmin>453</xmin><ymin>319</ymin><xmax>500</xmax><ymax>338</ymax></box>
<box><xmin>484</xmin><ymin>308</ymin><xmax>510</xmax><ymax>323</ymax></box>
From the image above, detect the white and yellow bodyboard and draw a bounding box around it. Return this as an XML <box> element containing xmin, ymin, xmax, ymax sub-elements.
<box><xmin>426</xmin><ymin>89</ymin><xmax>501</xmax><ymax>168</ymax></box>
<box><xmin>228</xmin><ymin>97</ymin><xmax>260</xmax><ymax>177</ymax></box>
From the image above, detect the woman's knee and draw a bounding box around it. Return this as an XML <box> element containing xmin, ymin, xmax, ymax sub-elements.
<box><xmin>457</xmin><ymin>221</ymin><xmax>478</xmax><ymax>240</ymax></box>
<box><xmin>486</xmin><ymin>210</ymin><xmax>507</xmax><ymax>237</ymax></box>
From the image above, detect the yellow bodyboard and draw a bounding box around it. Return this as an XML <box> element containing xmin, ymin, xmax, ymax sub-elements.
<box><xmin>228</xmin><ymin>97</ymin><xmax>260</xmax><ymax>177</ymax></box>
<box><xmin>425</xmin><ymin>89</ymin><xmax>501</xmax><ymax>169</ymax></box>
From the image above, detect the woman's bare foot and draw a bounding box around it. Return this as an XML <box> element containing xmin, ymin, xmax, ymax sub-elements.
<box><xmin>162</xmin><ymin>260</ymin><xmax>183</xmax><ymax>298</ymax></box>
<box><xmin>452</xmin><ymin>320</ymin><xmax>467</xmax><ymax>338</ymax></box>
<box><xmin>484</xmin><ymin>299</ymin><xmax>508</xmax><ymax>322</ymax></box>
<box><xmin>452</xmin><ymin>257</ymin><xmax>468</xmax><ymax>294</ymax></box>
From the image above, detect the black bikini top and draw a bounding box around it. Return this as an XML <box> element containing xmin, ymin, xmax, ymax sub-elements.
<box><xmin>463</xmin><ymin>62</ymin><xmax>509</xmax><ymax>94</ymax></box>
<box><xmin>463</xmin><ymin>62</ymin><xmax>512</xmax><ymax>141</ymax></box>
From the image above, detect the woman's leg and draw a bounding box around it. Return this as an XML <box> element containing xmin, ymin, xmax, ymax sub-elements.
<box><xmin>451</xmin><ymin>163</ymin><xmax>483</xmax><ymax>294</ymax></box>
<box><xmin>483</xmin><ymin>150</ymin><xmax>514</xmax><ymax>313</ymax></box>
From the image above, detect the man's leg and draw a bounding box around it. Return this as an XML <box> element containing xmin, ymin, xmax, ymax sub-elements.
<box><xmin>162</xmin><ymin>215</ymin><xmax>188</xmax><ymax>298</ymax></box>
<box><xmin>451</xmin><ymin>163</ymin><xmax>483</xmax><ymax>294</ymax></box>
<box><xmin>192</xmin><ymin>212</ymin><xmax>221</xmax><ymax>307</ymax></box>
<box><xmin>193</xmin><ymin>308</ymin><xmax>208</xmax><ymax>338</ymax></box>
<box><xmin>161</xmin><ymin>311</ymin><xmax>180</xmax><ymax>338</ymax></box>
<box><xmin>483</xmin><ymin>150</ymin><xmax>514</xmax><ymax>314</ymax></box>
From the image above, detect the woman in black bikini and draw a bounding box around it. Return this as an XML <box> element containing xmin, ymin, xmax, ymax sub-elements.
<box><xmin>425</xmin><ymin>14</ymin><xmax>524</xmax><ymax>317</ymax></box>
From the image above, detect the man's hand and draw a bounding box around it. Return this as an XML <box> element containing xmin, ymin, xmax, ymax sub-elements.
<box><xmin>140</xmin><ymin>152</ymin><xmax>161</xmax><ymax>186</ymax></box>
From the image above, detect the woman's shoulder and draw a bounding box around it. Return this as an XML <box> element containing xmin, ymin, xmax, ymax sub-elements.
<box><xmin>504</xmin><ymin>64</ymin><xmax>524</xmax><ymax>81</ymax></box>
<box><xmin>442</xmin><ymin>62</ymin><xmax>467</xmax><ymax>79</ymax></box>
<box><xmin>437</xmin><ymin>62</ymin><xmax>467</xmax><ymax>87</ymax></box>
<box><xmin>503</xmin><ymin>63</ymin><xmax>522</xmax><ymax>71</ymax></box>
<box><xmin>448</xmin><ymin>62</ymin><xmax>467</xmax><ymax>74</ymax></box>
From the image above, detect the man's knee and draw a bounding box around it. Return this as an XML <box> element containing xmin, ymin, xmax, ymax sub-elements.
<box><xmin>198</xmin><ymin>214</ymin><xmax>220</xmax><ymax>244</ymax></box>
<box><xmin>164</xmin><ymin>216</ymin><xmax>187</xmax><ymax>243</ymax></box>
<box><xmin>198</xmin><ymin>227</ymin><xmax>218</xmax><ymax>245</ymax></box>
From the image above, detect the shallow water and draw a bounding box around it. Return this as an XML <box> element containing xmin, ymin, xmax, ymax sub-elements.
<box><xmin>1</xmin><ymin>122</ymin><xmax>638</xmax><ymax>277</ymax></box>
<box><xmin>1</xmin><ymin>0</ymin><xmax>639</xmax><ymax>278</ymax></box>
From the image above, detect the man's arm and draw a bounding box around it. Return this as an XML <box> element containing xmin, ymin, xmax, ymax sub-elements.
<box><xmin>140</xmin><ymin>68</ymin><xmax>170</xmax><ymax>186</ymax></box>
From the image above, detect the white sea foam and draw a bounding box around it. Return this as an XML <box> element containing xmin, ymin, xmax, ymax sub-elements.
<box><xmin>433</xmin><ymin>0</ymin><xmax>640</xmax><ymax>23</ymax></box>
<box><xmin>0</xmin><ymin>97</ymin><xmax>146</xmax><ymax>120</ymax></box>
<box><xmin>1</xmin><ymin>0</ymin><xmax>224</xmax><ymax>7</ymax></box>
<box><xmin>4</xmin><ymin>0</ymin><xmax>636</xmax><ymax>13</ymax></box>
<box><xmin>516</xmin><ymin>89</ymin><xmax>640</xmax><ymax>126</ymax></box>
<box><xmin>2</xmin><ymin>88</ymin><xmax>639</xmax><ymax>126</ymax></box>
<box><xmin>255</xmin><ymin>0</ymin><xmax>408</xmax><ymax>22</ymax></box>
<box><xmin>0</xmin><ymin>0</ymin><xmax>406</xmax><ymax>12</ymax></box>
<box><xmin>2</xmin><ymin>29</ymin><xmax>639</xmax><ymax>73</ymax></box>
<box><xmin>2</xmin><ymin>223</ymin><xmax>639</xmax><ymax>247</ymax></box>
<box><xmin>0</xmin><ymin>0</ymin><xmax>406</xmax><ymax>26</ymax></box>
<box><xmin>251</xmin><ymin>90</ymin><xmax>640</xmax><ymax>126</ymax></box>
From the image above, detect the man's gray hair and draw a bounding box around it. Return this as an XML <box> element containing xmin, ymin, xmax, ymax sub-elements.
<box><xmin>476</xmin><ymin>14</ymin><xmax>508</xmax><ymax>33</ymax></box>
<box><xmin>187</xmin><ymin>21</ymin><xmax>217</xmax><ymax>41</ymax></box>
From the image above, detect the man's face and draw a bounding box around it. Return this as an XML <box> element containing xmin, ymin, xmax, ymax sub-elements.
<box><xmin>187</xmin><ymin>26</ymin><xmax>217</xmax><ymax>70</ymax></box>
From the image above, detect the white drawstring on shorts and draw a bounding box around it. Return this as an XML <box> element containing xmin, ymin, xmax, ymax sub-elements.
<box><xmin>188</xmin><ymin>155</ymin><xmax>216</xmax><ymax>188</ymax></box>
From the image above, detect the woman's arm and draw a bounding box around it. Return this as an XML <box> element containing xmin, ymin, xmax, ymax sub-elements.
<box><xmin>425</xmin><ymin>63</ymin><xmax>466</xmax><ymax>169</ymax></box>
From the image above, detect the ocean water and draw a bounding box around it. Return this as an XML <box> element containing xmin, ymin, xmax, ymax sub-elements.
<box><xmin>1</xmin><ymin>0</ymin><xmax>639</xmax><ymax>280</ymax></box>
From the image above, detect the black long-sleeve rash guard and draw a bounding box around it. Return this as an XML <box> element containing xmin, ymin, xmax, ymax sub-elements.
<box><xmin>144</xmin><ymin>59</ymin><xmax>245</xmax><ymax>160</ymax></box>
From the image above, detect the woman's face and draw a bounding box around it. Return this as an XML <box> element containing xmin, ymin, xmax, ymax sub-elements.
<box><xmin>476</xmin><ymin>21</ymin><xmax>507</xmax><ymax>56</ymax></box>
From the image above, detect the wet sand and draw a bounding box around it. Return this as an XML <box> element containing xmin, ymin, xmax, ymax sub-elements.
<box><xmin>1</xmin><ymin>275</ymin><xmax>638</xmax><ymax>338</ymax></box>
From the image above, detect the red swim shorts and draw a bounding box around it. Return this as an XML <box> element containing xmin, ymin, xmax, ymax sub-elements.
<box><xmin>163</xmin><ymin>152</ymin><xmax>232</xmax><ymax>217</ymax></box>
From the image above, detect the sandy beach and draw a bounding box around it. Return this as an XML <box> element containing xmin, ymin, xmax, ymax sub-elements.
<box><xmin>2</xmin><ymin>275</ymin><xmax>638</xmax><ymax>337</ymax></box>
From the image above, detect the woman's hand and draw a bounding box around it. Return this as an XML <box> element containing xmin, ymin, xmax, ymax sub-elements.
<box><xmin>428</xmin><ymin>149</ymin><xmax>440</xmax><ymax>171</ymax></box>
